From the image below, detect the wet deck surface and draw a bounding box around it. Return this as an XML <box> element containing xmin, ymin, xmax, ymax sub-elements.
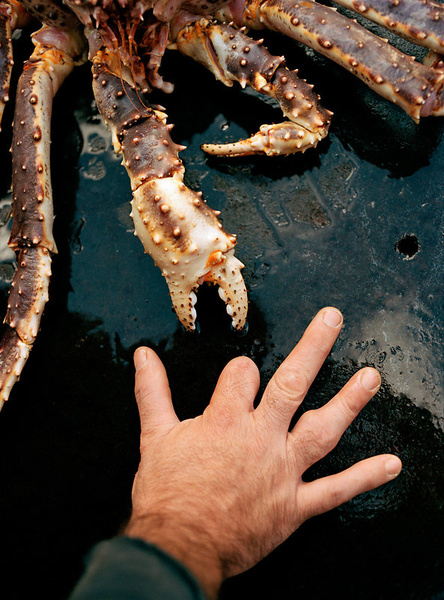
<box><xmin>0</xmin><ymin>28</ymin><xmax>443</xmax><ymax>600</ymax></box>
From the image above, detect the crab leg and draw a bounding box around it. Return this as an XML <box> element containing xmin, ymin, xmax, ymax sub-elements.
<box><xmin>0</xmin><ymin>26</ymin><xmax>84</xmax><ymax>407</ymax></box>
<box><xmin>235</xmin><ymin>0</ymin><xmax>444</xmax><ymax>120</ymax></box>
<box><xmin>0</xmin><ymin>2</ymin><xmax>13</xmax><ymax>129</ymax></box>
<box><xmin>0</xmin><ymin>0</ymin><xmax>78</xmax><ymax>129</ymax></box>
<box><xmin>0</xmin><ymin>0</ymin><xmax>29</xmax><ymax>129</ymax></box>
<box><xmin>173</xmin><ymin>17</ymin><xmax>331</xmax><ymax>156</ymax></box>
<box><xmin>18</xmin><ymin>0</ymin><xmax>80</xmax><ymax>30</ymax></box>
<box><xmin>91</xmin><ymin>49</ymin><xmax>248</xmax><ymax>331</ymax></box>
<box><xmin>331</xmin><ymin>0</ymin><xmax>444</xmax><ymax>54</ymax></box>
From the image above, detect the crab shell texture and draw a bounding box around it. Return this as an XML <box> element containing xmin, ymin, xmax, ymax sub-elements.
<box><xmin>131</xmin><ymin>178</ymin><xmax>247</xmax><ymax>331</ymax></box>
<box><xmin>90</xmin><ymin>49</ymin><xmax>248</xmax><ymax>331</ymax></box>
<box><xmin>1</xmin><ymin>0</ymin><xmax>444</xmax><ymax>407</ymax></box>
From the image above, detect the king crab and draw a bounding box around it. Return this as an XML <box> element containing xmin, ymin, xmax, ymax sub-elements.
<box><xmin>0</xmin><ymin>0</ymin><xmax>442</xmax><ymax>408</ymax></box>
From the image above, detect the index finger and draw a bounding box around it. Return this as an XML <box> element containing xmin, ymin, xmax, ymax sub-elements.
<box><xmin>255</xmin><ymin>307</ymin><xmax>343</xmax><ymax>432</ymax></box>
<box><xmin>134</xmin><ymin>347</ymin><xmax>179</xmax><ymax>439</ymax></box>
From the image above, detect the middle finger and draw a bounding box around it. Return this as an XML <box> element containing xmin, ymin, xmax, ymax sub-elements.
<box><xmin>255</xmin><ymin>307</ymin><xmax>343</xmax><ymax>432</ymax></box>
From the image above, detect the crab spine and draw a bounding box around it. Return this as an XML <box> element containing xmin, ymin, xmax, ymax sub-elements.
<box><xmin>0</xmin><ymin>26</ymin><xmax>83</xmax><ymax>407</ymax></box>
<box><xmin>240</xmin><ymin>0</ymin><xmax>444</xmax><ymax>121</ymax></box>
<box><xmin>91</xmin><ymin>50</ymin><xmax>248</xmax><ymax>331</ymax></box>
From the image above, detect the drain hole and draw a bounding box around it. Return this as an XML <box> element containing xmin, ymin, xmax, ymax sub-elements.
<box><xmin>395</xmin><ymin>234</ymin><xmax>420</xmax><ymax>260</ymax></box>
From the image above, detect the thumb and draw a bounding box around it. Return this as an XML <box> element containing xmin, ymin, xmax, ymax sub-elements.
<box><xmin>134</xmin><ymin>347</ymin><xmax>179</xmax><ymax>437</ymax></box>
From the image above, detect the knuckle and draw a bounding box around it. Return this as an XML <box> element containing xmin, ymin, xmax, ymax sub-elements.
<box><xmin>274</xmin><ymin>366</ymin><xmax>309</xmax><ymax>404</ymax></box>
<box><xmin>296</xmin><ymin>410</ymin><xmax>335</xmax><ymax>461</ymax></box>
<box><xmin>297</xmin><ymin>409</ymin><xmax>320</xmax><ymax>440</ymax></box>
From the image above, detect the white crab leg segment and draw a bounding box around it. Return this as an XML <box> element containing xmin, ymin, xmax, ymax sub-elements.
<box><xmin>241</xmin><ymin>0</ymin><xmax>444</xmax><ymax>120</ymax></box>
<box><xmin>131</xmin><ymin>178</ymin><xmax>247</xmax><ymax>330</ymax></box>
<box><xmin>91</xmin><ymin>51</ymin><xmax>248</xmax><ymax>331</ymax></box>
<box><xmin>202</xmin><ymin>121</ymin><xmax>323</xmax><ymax>156</ymax></box>
<box><xmin>332</xmin><ymin>0</ymin><xmax>444</xmax><ymax>54</ymax></box>
<box><xmin>174</xmin><ymin>18</ymin><xmax>331</xmax><ymax>155</ymax></box>
<box><xmin>0</xmin><ymin>26</ymin><xmax>83</xmax><ymax>405</ymax></box>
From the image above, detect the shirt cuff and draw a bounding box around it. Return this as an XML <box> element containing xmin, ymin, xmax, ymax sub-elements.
<box><xmin>68</xmin><ymin>536</ymin><xmax>207</xmax><ymax>600</ymax></box>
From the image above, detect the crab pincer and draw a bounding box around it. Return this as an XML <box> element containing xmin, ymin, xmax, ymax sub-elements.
<box><xmin>91</xmin><ymin>50</ymin><xmax>248</xmax><ymax>331</ymax></box>
<box><xmin>174</xmin><ymin>18</ymin><xmax>331</xmax><ymax>156</ymax></box>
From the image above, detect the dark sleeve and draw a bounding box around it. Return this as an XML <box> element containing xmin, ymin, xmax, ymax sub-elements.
<box><xmin>68</xmin><ymin>536</ymin><xmax>207</xmax><ymax>600</ymax></box>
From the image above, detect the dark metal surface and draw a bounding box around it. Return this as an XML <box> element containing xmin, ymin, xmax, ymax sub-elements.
<box><xmin>0</xmin><ymin>29</ymin><xmax>443</xmax><ymax>600</ymax></box>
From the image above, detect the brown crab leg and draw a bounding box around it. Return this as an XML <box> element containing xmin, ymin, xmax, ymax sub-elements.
<box><xmin>236</xmin><ymin>0</ymin><xmax>444</xmax><ymax>120</ymax></box>
<box><xmin>0</xmin><ymin>0</ymin><xmax>30</xmax><ymax>130</ymax></box>
<box><xmin>0</xmin><ymin>26</ymin><xmax>84</xmax><ymax>407</ymax></box>
<box><xmin>332</xmin><ymin>0</ymin><xmax>444</xmax><ymax>54</ymax></box>
<box><xmin>91</xmin><ymin>49</ymin><xmax>248</xmax><ymax>331</ymax></box>
<box><xmin>173</xmin><ymin>17</ymin><xmax>331</xmax><ymax>156</ymax></box>
<box><xmin>18</xmin><ymin>0</ymin><xmax>79</xmax><ymax>30</ymax></box>
<box><xmin>0</xmin><ymin>0</ymin><xmax>76</xmax><ymax>129</ymax></box>
<box><xmin>0</xmin><ymin>2</ymin><xmax>13</xmax><ymax>129</ymax></box>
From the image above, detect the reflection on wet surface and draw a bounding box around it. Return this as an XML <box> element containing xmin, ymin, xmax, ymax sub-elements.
<box><xmin>0</xmin><ymin>34</ymin><xmax>442</xmax><ymax>600</ymax></box>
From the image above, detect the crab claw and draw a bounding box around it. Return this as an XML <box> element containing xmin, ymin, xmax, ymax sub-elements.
<box><xmin>175</xmin><ymin>19</ymin><xmax>330</xmax><ymax>155</ymax></box>
<box><xmin>202</xmin><ymin>250</ymin><xmax>247</xmax><ymax>329</ymax></box>
<box><xmin>131</xmin><ymin>176</ymin><xmax>248</xmax><ymax>331</ymax></box>
<box><xmin>202</xmin><ymin>121</ymin><xmax>324</xmax><ymax>156</ymax></box>
<box><xmin>92</xmin><ymin>51</ymin><xmax>247</xmax><ymax>331</ymax></box>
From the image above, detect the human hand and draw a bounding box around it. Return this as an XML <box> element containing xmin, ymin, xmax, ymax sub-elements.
<box><xmin>125</xmin><ymin>307</ymin><xmax>402</xmax><ymax>599</ymax></box>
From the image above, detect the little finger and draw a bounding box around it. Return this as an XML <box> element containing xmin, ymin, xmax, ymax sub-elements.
<box><xmin>297</xmin><ymin>454</ymin><xmax>402</xmax><ymax>520</ymax></box>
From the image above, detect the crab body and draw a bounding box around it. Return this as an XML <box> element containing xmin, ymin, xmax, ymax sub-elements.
<box><xmin>0</xmin><ymin>0</ymin><xmax>443</xmax><ymax>406</ymax></box>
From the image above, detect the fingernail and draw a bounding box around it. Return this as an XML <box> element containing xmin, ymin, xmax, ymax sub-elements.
<box><xmin>360</xmin><ymin>368</ymin><xmax>381</xmax><ymax>391</ymax></box>
<box><xmin>385</xmin><ymin>457</ymin><xmax>402</xmax><ymax>478</ymax></box>
<box><xmin>134</xmin><ymin>348</ymin><xmax>148</xmax><ymax>371</ymax></box>
<box><xmin>322</xmin><ymin>308</ymin><xmax>343</xmax><ymax>328</ymax></box>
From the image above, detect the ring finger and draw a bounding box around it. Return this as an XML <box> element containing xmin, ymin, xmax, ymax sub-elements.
<box><xmin>289</xmin><ymin>367</ymin><xmax>381</xmax><ymax>471</ymax></box>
